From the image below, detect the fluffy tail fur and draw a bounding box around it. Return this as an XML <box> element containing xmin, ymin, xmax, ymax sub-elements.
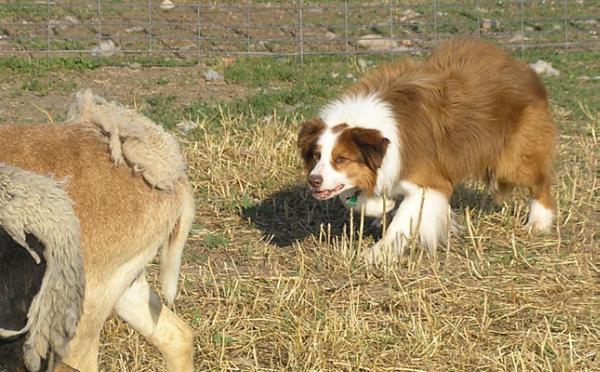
<box><xmin>160</xmin><ymin>180</ymin><xmax>195</xmax><ymax>307</ymax></box>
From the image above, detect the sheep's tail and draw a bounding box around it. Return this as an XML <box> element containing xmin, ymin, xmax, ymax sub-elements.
<box><xmin>160</xmin><ymin>180</ymin><xmax>195</xmax><ymax>308</ymax></box>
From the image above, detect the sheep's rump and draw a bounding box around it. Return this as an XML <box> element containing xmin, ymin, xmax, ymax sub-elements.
<box><xmin>0</xmin><ymin>163</ymin><xmax>84</xmax><ymax>372</ymax></box>
<box><xmin>66</xmin><ymin>89</ymin><xmax>187</xmax><ymax>190</ymax></box>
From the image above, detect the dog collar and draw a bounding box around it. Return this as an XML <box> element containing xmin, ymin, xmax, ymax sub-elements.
<box><xmin>346</xmin><ymin>191</ymin><xmax>360</xmax><ymax>207</ymax></box>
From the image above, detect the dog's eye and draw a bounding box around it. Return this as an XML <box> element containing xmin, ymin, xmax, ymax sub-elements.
<box><xmin>313</xmin><ymin>152</ymin><xmax>321</xmax><ymax>161</ymax></box>
<box><xmin>335</xmin><ymin>156</ymin><xmax>347</xmax><ymax>164</ymax></box>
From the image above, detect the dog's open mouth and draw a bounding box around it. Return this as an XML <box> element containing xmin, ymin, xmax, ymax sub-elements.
<box><xmin>312</xmin><ymin>184</ymin><xmax>345</xmax><ymax>200</ymax></box>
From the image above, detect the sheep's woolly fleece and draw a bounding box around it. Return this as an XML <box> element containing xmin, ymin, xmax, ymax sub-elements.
<box><xmin>0</xmin><ymin>163</ymin><xmax>84</xmax><ymax>372</ymax></box>
<box><xmin>66</xmin><ymin>89</ymin><xmax>187</xmax><ymax>190</ymax></box>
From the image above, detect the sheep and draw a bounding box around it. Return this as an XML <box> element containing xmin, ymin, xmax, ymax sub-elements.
<box><xmin>0</xmin><ymin>90</ymin><xmax>196</xmax><ymax>371</ymax></box>
<box><xmin>0</xmin><ymin>163</ymin><xmax>84</xmax><ymax>372</ymax></box>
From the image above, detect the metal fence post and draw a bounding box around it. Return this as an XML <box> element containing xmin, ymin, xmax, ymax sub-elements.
<box><xmin>344</xmin><ymin>0</ymin><xmax>349</xmax><ymax>63</ymax></box>
<box><xmin>299</xmin><ymin>0</ymin><xmax>304</xmax><ymax>64</ymax></box>
<box><xmin>46</xmin><ymin>0</ymin><xmax>50</xmax><ymax>56</ymax></box>
<box><xmin>519</xmin><ymin>0</ymin><xmax>524</xmax><ymax>57</ymax></box>
<box><xmin>563</xmin><ymin>0</ymin><xmax>568</xmax><ymax>49</ymax></box>
<box><xmin>246</xmin><ymin>3</ymin><xmax>250</xmax><ymax>54</ymax></box>
<box><xmin>476</xmin><ymin>0</ymin><xmax>481</xmax><ymax>38</ymax></box>
<box><xmin>433</xmin><ymin>0</ymin><xmax>437</xmax><ymax>40</ymax></box>
<box><xmin>389</xmin><ymin>1</ymin><xmax>394</xmax><ymax>60</ymax></box>
<box><xmin>147</xmin><ymin>0</ymin><xmax>152</xmax><ymax>56</ymax></box>
<box><xmin>197</xmin><ymin>0</ymin><xmax>201</xmax><ymax>58</ymax></box>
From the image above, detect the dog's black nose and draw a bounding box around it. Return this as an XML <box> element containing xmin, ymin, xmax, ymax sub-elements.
<box><xmin>309</xmin><ymin>174</ymin><xmax>322</xmax><ymax>188</ymax></box>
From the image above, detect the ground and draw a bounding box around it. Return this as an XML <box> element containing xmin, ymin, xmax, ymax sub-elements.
<box><xmin>0</xmin><ymin>38</ymin><xmax>599</xmax><ymax>372</ymax></box>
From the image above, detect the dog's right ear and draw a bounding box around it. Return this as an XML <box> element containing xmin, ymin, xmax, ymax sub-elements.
<box><xmin>298</xmin><ymin>118</ymin><xmax>325</xmax><ymax>160</ymax></box>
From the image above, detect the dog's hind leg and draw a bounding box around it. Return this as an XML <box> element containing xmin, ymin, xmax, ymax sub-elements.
<box><xmin>496</xmin><ymin>102</ymin><xmax>558</xmax><ymax>233</ymax></box>
<box><xmin>114</xmin><ymin>272</ymin><xmax>194</xmax><ymax>372</ymax></box>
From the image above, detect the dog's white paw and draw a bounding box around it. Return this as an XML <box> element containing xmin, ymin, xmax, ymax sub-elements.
<box><xmin>526</xmin><ymin>200</ymin><xmax>554</xmax><ymax>234</ymax></box>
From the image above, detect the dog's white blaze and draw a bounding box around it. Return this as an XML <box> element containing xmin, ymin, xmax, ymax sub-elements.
<box><xmin>527</xmin><ymin>199</ymin><xmax>554</xmax><ymax>232</ymax></box>
<box><xmin>319</xmin><ymin>94</ymin><xmax>401</xmax><ymax>196</ymax></box>
<box><xmin>310</xmin><ymin>129</ymin><xmax>351</xmax><ymax>190</ymax></box>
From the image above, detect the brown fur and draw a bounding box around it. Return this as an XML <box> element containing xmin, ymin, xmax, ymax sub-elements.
<box><xmin>0</xmin><ymin>124</ymin><xmax>170</xmax><ymax>273</ymax></box>
<box><xmin>332</xmin><ymin>128</ymin><xmax>390</xmax><ymax>194</ymax></box>
<box><xmin>298</xmin><ymin>118</ymin><xmax>325</xmax><ymax>172</ymax></box>
<box><xmin>346</xmin><ymin>38</ymin><xmax>557</xmax><ymax>209</ymax></box>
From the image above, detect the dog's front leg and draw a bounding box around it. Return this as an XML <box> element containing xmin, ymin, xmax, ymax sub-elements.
<box><xmin>361</xmin><ymin>182</ymin><xmax>450</xmax><ymax>265</ymax></box>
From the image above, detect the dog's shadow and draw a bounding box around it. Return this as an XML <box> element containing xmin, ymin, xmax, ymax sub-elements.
<box><xmin>242</xmin><ymin>185</ymin><xmax>380</xmax><ymax>247</ymax></box>
<box><xmin>242</xmin><ymin>184</ymin><xmax>500</xmax><ymax>248</ymax></box>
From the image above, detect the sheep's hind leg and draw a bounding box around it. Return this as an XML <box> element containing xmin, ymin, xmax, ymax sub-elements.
<box><xmin>114</xmin><ymin>271</ymin><xmax>194</xmax><ymax>372</ymax></box>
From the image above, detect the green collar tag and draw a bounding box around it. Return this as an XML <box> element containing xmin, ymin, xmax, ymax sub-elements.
<box><xmin>347</xmin><ymin>193</ymin><xmax>359</xmax><ymax>207</ymax></box>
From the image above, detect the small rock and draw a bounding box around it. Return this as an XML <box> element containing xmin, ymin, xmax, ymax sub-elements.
<box><xmin>176</xmin><ymin>120</ymin><xmax>198</xmax><ymax>134</ymax></box>
<box><xmin>63</xmin><ymin>16</ymin><xmax>79</xmax><ymax>24</ymax></box>
<box><xmin>481</xmin><ymin>18</ymin><xmax>499</xmax><ymax>32</ymax></box>
<box><xmin>552</xmin><ymin>24</ymin><xmax>562</xmax><ymax>31</ymax></box>
<box><xmin>401</xmin><ymin>39</ymin><xmax>413</xmax><ymax>47</ymax></box>
<box><xmin>525</xmin><ymin>26</ymin><xmax>535</xmax><ymax>32</ymax></box>
<box><xmin>325</xmin><ymin>31</ymin><xmax>337</xmax><ymax>40</ymax></box>
<box><xmin>203</xmin><ymin>69</ymin><xmax>223</xmax><ymax>81</ymax></box>
<box><xmin>160</xmin><ymin>0</ymin><xmax>175</xmax><ymax>10</ymax></box>
<box><xmin>91</xmin><ymin>39</ymin><xmax>119</xmax><ymax>57</ymax></box>
<box><xmin>529</xmin><ymin>60</ymin><xmax>560</xmax><ymax>77</ymax></box>
<box><xmin>583</xmin><ymin>19</ymin><xmax>598</xmax><ymax>26</ymax></box>
<box><xmin>399</xmin><ymin>9</ymin><xmax>421</xmax><ymax>22</ymax></box>
<box><xmin>345</xmin><ymin>73</ymin><xmax>354</xmax><ymax>80</ymax></box>
<box><xmin>357</xmin><ymin>58</ymin><xmax>368</xmax><ymax>70</ymax></box>
<box><xmin>330</xmin><ymin>71</ymin><xmax>339</xmax><ymax>79</ymax></box>
<box><xmin>356</xmin><ymin>34</ymin><xmax>398</xmax><ymax>51</ymax></box>
<box><xmin>48</xmin><ymin>19</ymin><xmax>67</xmax><ymax>31</ymax></box>
<box><xmin>126</xmin><ymin>26</ymin><xmax>145</xmax><ymax>33</ymax></box>
<box><xmin>128</xmin><ymin>62</ymin><xmax>142</xmax><ymax>70</ymax></box>
<box><xmin>509</xmin><ymin>33</ymin><xmax>528</xmax><ymax>43</ymax></box>
<box><xmin>261</xmin><ymin>115</ymin><xmax>273</xmax><ymax>124</ymax></box>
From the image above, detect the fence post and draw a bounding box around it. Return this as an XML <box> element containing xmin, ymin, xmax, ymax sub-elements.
<box><xmin>520</xmin><ymin>0</ymin><xmax>524</xmax><ymax>57</ymax></box>
<box><xmin>389</xmin><ymin>1</ymin><xmax>394</xmax><ymax>60</ymax></box>
<box><xmin>246</xmin><ymin>3</ymin><xmax>250</xmax><ymax>54</ymax></box>
<box><xmin>147</xmin><ymin>0</ymin><xmax>152</xmax><ymax>56</ymax></box>
<box><xmin>476</xmin><ymin>0</ymin><xmax>481</xmax><ymax>38</ymax></box>
<box><xmin>563</xmin><ymin>0</ymin><xmax>568</xmax><ymax>49</ymax></box>
<box><xmin>433</xmin><ymin>0</ymin><xmax>438</xmax><ymax>40</ymax></box>
<box><xmin>197</xmin><ymin>0</ymin><xmax>201</xmax><ymax>58</ymax></box>
<box><xmin>46</xmin><ymin>0</ymin><xmax>50</xmax><ymax>56</ymax></box>
<box><xmin>97</xmin><ymin>0</ymin><xmax>102</xmax><ymax>44</ymax></box>
<box><xmin>299</xmin><ymin>0</ymin><xmax>304</xmax><ymax>64</ymax></box>
<box><xmin>344</xmin><ymin>0</ymin><xmax>349</xmax><ymax>62</ymax></box>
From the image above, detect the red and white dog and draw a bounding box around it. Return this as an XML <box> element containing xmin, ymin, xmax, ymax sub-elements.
<box><xmin>298</xmin><ymin>38</ymin><xmax>558</xmax><ymax>264</ymax></box>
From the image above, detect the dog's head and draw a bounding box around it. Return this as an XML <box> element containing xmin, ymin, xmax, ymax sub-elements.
<box><xmin>298</xmin><ymin>118</ymin><xmax>390</xmax><ymax>200</ymax></box>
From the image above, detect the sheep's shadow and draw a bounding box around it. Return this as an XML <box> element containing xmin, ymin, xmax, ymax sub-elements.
<box><xmin>242</xmin><ymin>184</ymin><xmax>501</xmax><ymax>248</ymax></box>
<box><xmin>241</xmin><ymin>185</ymin><xmax>379</xmax><ymax>248</ymax></box>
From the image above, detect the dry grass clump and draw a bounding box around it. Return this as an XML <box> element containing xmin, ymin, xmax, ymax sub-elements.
<box><xmin>97</xmin><ymin>103</ymin><xmax>599</xmax><ymax>371</ymax></box>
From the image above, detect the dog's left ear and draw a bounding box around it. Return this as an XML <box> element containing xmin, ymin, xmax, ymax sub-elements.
<box><xmin>349</xmin><ymin>128</ymin><xmax>390</xmax><ymax>171</ymax></box>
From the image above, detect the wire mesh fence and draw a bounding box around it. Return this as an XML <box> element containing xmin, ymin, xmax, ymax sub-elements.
<box><xmin>0</xmin><ymin>0</ymin><xmax>598</xmax><ymax>60</ymax></box>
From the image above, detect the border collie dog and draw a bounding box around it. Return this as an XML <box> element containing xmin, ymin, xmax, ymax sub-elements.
<box><xmin>298</xmin><ymin>38</ymin><xmax>558</xmax><ymax>264</ymax></box>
